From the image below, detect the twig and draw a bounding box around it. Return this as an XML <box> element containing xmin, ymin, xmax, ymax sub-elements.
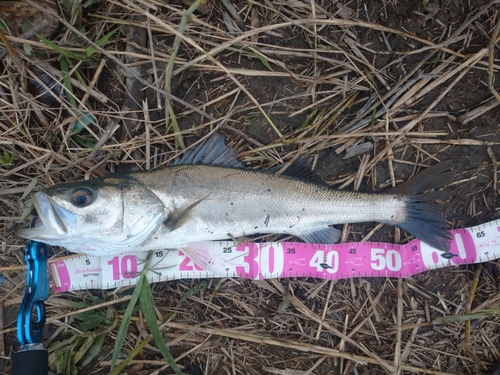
<box><xmin>314</xmin><ymin>280</ymin><xmax>335</xmax><ymax>341</ymax></box>
<box><xmin>465</xmin><ymin>265</ymin><xmax>482</xmax><ymax>343</ymax></box>
<box><xmin>488</xmin><ymin>12</ymin><xmax>500</xmax><ymax>103</ymax></box>
<box><xmin>394</xmin><ymin>279</ymin><xmax>403</xmax><ymax>375</ymax></box>
<box><xmin>487</xmin><ymin>147</ymin><xmax>499</xmax><ymax>194</ymax></box>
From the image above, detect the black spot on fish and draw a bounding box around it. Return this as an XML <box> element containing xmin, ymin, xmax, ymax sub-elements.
<box><xmin>230</xmin><ymin>202</ymin><xmax>234</xmax><ymax>205</ymax></box>
<box><xmin>254</xmin><ymin>226</ymin><xmax>258</xmax><ymax>229</ymax></box>
<box><xmin>441</xmin><ymin>252</ymin><xmax>458</xmax><ymax>259</ymax></box>
<box><xmin>268</xmin><ymin>188</ymin><xmax>271</xmax><ymax>192</ymax></box>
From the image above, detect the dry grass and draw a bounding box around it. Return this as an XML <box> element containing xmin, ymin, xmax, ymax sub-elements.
<box><xmin>0</xmin><ymin>0</ymin><xmax>499</xmax><ymax>374</ymax></box>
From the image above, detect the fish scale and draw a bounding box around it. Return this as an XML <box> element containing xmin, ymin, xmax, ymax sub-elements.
<box><xmin>127</xmin><ymin>164</ymin><xmax>407</xmax><ymax>251</ymax></box>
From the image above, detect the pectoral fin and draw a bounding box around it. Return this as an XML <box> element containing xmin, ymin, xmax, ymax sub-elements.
<box><xmin>163</xmin><ymin>195</ymin><xmax>210</xmax><ymax>230</ymax></box>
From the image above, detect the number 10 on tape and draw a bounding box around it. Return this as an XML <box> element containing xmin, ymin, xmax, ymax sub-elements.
<box><xmin>106</xmin><ymin>255</ymin><xmax>138</xmax><ymax>280</ymax></box>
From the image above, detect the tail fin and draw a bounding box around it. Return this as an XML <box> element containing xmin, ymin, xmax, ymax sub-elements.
<box><xmin>390</xmin><ymin>161</ymin><xmax>454</xmax><ymax>251</ymax></box>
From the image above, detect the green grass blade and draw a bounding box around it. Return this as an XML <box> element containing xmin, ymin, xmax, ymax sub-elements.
<box><xmin>73</xmin><ymin>68</ymin><xmax>86</xmax><ymax>85</ymax></box>
<box><xmin>85</xmin><ymin>27</ymin><xmax>119</xmax><ymax>57</ymax></box>
<box><xmin>108</xmin><ymin>337</ymin><xmax>151</xmax><ymax>375</ymax></box>
<box><xmin>164</xmin><ymin>280</ymin><xmax>208</xmax><ymax>322</ymax></box>
<box><xmin>59</xmin><ymin>56</ymin><xmax>78</xmax><ymax>109</ymax></box>
<box><xmin>73</xmin><ymin>334</ymin><xmax>95</xmax><ymax>364</ymax></box>
<box><xmin>205</xmin><ymin>278</ymin><xmax>223</xmax><ymax>313</ymax></box>
<box><xmin>298</xmin><ymin>109</ymin><xmax>318</xmax><ymax>130</ymax></box>
<box><xmin>110</xmin><ymin>274</ymin><xmax>144</xmax><ymax>370</ymax></box>
<box><xmin>162</xmin><ymin>0</ymin><xmax>202</xmax><ymax>150</ymax></box>
<box><xmin>81</xmin><ymin>334</ymin><xmax>106</xmax><ymax>367</ymax></box>
<box><xmin>36</xmin><ymin>34</ymin><xmax>85</xmax><ymax>61</ymax></box>
<box><xmin>140</xmin><ymin>279</ymin><xmax>183</xmax><ymax>375</ymax></box>
<box><xmin>77</xmin><ymin>313</ymin><xmax>105</xmax><ymax>331</ymax></box>
<box><xmin>20</xmin><ymin>200</ymin><xmax>34</xmax><ymax>221</ymax></box>
<box><xmin>253</xmin><ymin>50</ymin><xmax>273</xmax><ymax>71</ymax></box>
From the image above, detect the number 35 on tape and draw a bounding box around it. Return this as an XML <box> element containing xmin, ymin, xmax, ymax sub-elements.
<box><xmin>49</xmin><ymin>219</ymin><xmax>500</xmax><ymax>293</ymax></box>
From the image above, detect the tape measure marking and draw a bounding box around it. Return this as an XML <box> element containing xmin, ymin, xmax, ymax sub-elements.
<box><xmin>48</xmin><ymin>219</ymin><xmax>500</xmax><ymax>293</ymax></box>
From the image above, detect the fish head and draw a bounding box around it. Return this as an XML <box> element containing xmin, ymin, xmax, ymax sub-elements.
<box><xmin>15</xmin><ymin>176</ymin><xmax>166</xmax><ymax>255</ymax></box>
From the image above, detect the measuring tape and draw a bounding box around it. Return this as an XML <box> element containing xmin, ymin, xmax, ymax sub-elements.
<box><xmin>49</xmin><ymin>219</ymin><xmax>500</xmax><ymax>293</ymax></box>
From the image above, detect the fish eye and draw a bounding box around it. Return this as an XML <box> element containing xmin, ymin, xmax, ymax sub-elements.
<box><xmin>72</xmin><ymin>188</ymin><xmax>93</xmax><ymax>207</ymax></box>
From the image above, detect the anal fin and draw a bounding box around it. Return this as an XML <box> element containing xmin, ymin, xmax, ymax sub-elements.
<box><xmin>297</xmin><ymin>226</ymin><xmax>341</xmax><ymax>244</ymax></box>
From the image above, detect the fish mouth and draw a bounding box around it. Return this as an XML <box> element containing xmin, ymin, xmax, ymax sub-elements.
<box><xmin>15</xmin><ymin>192</ymin><xmax>74</xmax><ymax>240</ymax></box>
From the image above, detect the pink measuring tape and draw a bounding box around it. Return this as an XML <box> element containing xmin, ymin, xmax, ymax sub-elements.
<box><xmin>49</xmin><ymin>219</ymin><xmax>500</xmax><ymax>293</ymax></box>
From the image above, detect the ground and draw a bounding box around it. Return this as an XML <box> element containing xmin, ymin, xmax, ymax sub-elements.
<box><xmin>0</xmin><ymin>0</ymin><xmax>499</xmax><ymax>374</ymax></box>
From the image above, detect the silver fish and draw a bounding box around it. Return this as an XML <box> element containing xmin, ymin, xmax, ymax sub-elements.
<box><xmin>15</xmin><ymin>134</ymin><xmax>453</xmax><ymax>255</ymax></box>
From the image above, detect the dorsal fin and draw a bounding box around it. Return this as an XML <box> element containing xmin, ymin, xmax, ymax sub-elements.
<box><xmin>172</xmin><ymin>133</ymin><xmax>244</xmax><ymax>168</ymax></box>
<box><xmin>267</xmin><ymin>156</ymin><xmax>327</xmax><ymax>185</ymax></box>
<box><xmin>172</xmin><ymin>134</ymin><xmax>326</xmax><ymax>185</ymax></box>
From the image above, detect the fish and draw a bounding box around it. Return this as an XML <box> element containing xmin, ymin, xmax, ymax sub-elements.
<box><xmin>15</xmin><ymin>133</ymin><xmax>454</xmax><ymax>255</ymax></box>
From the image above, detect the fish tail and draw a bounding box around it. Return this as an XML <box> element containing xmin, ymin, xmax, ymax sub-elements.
<box><xmin>389</xmin><ymin>161</ymin><xmax>454</xmax><ymax>251</ymax></box>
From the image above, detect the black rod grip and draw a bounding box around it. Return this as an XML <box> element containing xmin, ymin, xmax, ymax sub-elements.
<box><xmin>11</xmin><ymin>347</ymin><xmax>48</xmax><ymax>375</ymax></box>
